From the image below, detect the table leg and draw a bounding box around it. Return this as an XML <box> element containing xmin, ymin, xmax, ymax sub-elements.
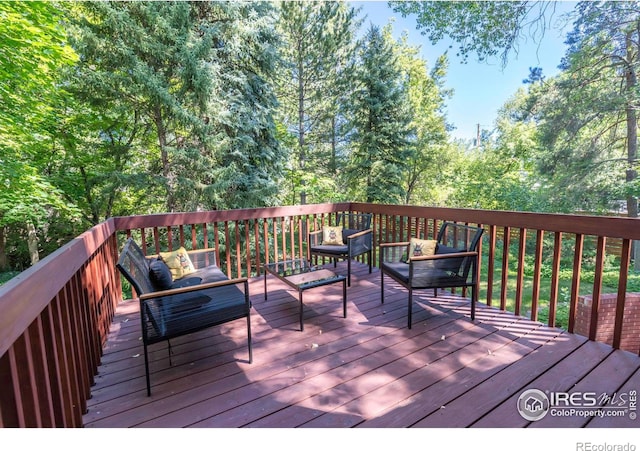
<box><xmin>299</xmin><ymin>290</ymin><xmax>304</xmax><ymax>331</ymax></box>
<box><xmin>343</xmin><ymin>278</ymin><xmax>347</xmax><ymax>318</ymax></box>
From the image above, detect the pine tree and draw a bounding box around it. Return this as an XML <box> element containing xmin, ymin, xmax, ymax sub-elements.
<box><xmin>276</xmin><ymin>1</ymin><xmax>360</xmax><ymax>203</ymax></box>
<box><xmin>345</xmin><ymin>25</ymin><xmax>413</xmax><ymax>204</ymax></box>
<box><xmin>68</xmin><ymin>1</ymin><xmax>285</xmax><ymax>212</ymax></box>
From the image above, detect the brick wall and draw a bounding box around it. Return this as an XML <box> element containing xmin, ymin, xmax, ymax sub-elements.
<box><xmin>575</xmin><ymin>293</ymin><xmax>640</xmax><ymax>354</ymax></box>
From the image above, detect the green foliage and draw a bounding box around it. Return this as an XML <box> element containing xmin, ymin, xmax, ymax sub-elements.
<box><xmin>390</xmin><ymin>1</ymin><xmax>560</xmax><ymax>66</ymax></box>
<box><xmin>276</xmin><ymin>1</ymin><xmax>360</xmax><ymax>204</ymax></box>
<box><xmin>345</xmin><ymin>25</ymin><xmax>414</xmax><ymax>203</ymax></box>
<box><xmin>393</xmin><ymin>30</ymin><xmax>452</xmax><ymax>204</ymax></box>
<box><xmin>523</xmin><ymin>1</ymin><xmax>640</xmax><ymax>215</ymax></box>
<box><xmin>4</xmin><ymin>0</ymin><xmax>640</xmax><ymax>274</ymax></box>
<box><xmin>0</xmin><ymin>1</ymin><xmax>83</xmax><ymax>269</ymax></box>
<box><xmin>0</xmin><ymin>1</ymin><xmax>77</xmax><ymax>143</ymax></box>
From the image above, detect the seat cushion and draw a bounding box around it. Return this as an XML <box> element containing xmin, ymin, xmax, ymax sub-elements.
<box><xmin>180</xmin><ymin>264</ymin><xmax>229</xmax><ymax>284</ymax></box>
<box><xmin>310</xmin><ymin>244</ymin><xmax>348</xmax><ymax>256</ymax></box>
<box><xmin>381</xmin><ymin>261</ymin><xmax>410</xmax><ymax>284</ymax></box>
<box><xmin>171</xmin><ymin>276</ymin><xmax>203</xmax><ymax>289</ymax></box>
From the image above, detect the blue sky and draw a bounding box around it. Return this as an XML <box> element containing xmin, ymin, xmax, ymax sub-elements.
<box><xmin>351</xmin><ymin>1</ymin><xmax>578</xmax><ymax>141</ymax></box>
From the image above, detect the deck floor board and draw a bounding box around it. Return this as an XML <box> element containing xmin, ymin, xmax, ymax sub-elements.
<box><xmin>83</xmin><ymin>262</ymin><xmax>640</xmax><ymax>428</ymax></box>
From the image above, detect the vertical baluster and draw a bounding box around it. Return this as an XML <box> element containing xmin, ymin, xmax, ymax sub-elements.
<box><xmin>0</xmin><ymin>350</ymin><xmax>19</xmax><ymax>427</ymax></box>
<box><xmin>514</xmin><ymin>228</ymin><xmax>527</xmax><ymax>317</ymax></box>
<box><xmin>588</xmin><ymin>236</ymin><xmax>606</xmax><ymax>341</ymax></box>
<box><xmin>213</xmin><ymin>222</ymin><xmax>221</xmax><ymax>268</ymax></box>
<box><xmin>281</xmin><ymin>217</ymin><xmax>287</xmax><ymax>262</ymax></box>
<box><xmin>224</xmin><ymin>221</ymin><xmax>232</xmax><ymax>279</ymax></box>
<box><xmin>263</xmin><ymin>219</ymin><xmax>270</xmax><ymax>266</ymax></box>
<box><xmin>139</xmin><ymin>228</ymin><xmax>147</xmax><ymax>254</ymax></box>
<box><xmin>10</xmin><ymin>336</ymin><xmax>39</xmax><ymax>427</ymax></box>
<box><xmin>297</xmin><ymin>217</ymin><xmax>304</xmax><ymax>261</ymax></box>
<box><xmin>51</xmin><ymin>293</ymin><xmax>81</xmax><ymax>427</ymax></box>
<box><xmin>568</xmin><ymin>234</ymin><xmax>584</xmax><ymax>333</ymax></box>
<box><xmin>272</xmin><ymin>218</ymin><xmax>279</xmax><ymax>264</ymax></box>
<box><xmin>245</xmin><ymin>219</ymin><xmax>251</xmax><ymax>276</ymax></box>
<box><xmin>486</xmin><ymin>225</ymin><xmax>497</xmax><ymax>307</ymax></box>
<box><xmin>235</xmin><ymin>220</ymin><xmax>242</xmax><ymax>278</ymax></box>
<box><xmin>69</xmin><ymin>272</ymin><xmax>91</xmax><ymax>401</ymax></box>
<box><xmin>254</xmin><ymin>219</ymin><xmax>261</xmax><ymax>276</ymax></box>
<box><xmin>28</xmin><ymin>318</ymin><xmax>56</xmax><ymax>427</ymax></box>
<box><xmin>531</xmin><ymin>229</ymin><xmax>544</xmax><ymax>322</ymax></box>
<box><xmin>191</xmin><ymin>224</ymin><xmax>197</xmax><ymax>249</ymax></box>
<box><xmin>548</xmin><ymin>232</ymin><xmax>563</xmax><ymax>327</ymax></box>
<box><xmin>152</xmin><ymin>227</ymin><xmax>160</xmax><ymax>253</ymax></box>
<box><xmin>613</xmin><ymin>239</ymin><xmax>631</xmax><ymax>350</ymax></box>
<box><xmin>500</xmin><ymin>226</ymin><xmax>511</xmax><ymax>311</ymax></box>
<box><xmin>40</xmin><ymin>303</ymin><xmax>67</xmax><ymax>426</ymax></box>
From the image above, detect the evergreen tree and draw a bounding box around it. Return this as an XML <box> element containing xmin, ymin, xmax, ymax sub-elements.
<box><xmin>275</xmin><ymin>1</ymin><xmax>360</xmax><ymax>204</ymax></box>
<box><xmin>67</xmin><ymin>1</ymin><xmax>284</xmax><ymax>213</ymax></box>
<box><xmin>345</xmin><ymin>24</ymin><xmax>413</xmax><ymax>204</ymax></box>
<box><xmin>197</xmin><ymin>1</ymin><xmax>285</xmax><ymax>210</ymax></box>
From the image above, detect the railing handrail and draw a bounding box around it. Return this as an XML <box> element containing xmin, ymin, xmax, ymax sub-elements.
<box><xmin>112</xmin><ymin>202</ymin><xmax>351</xmax><ymax>230</ymax></box>
<box><xmin>0</xmin><ymin>218</ymin><xmax>116</xmax><ymax>358</ymax></box>
<box><xmin>2</xmin><ymin>201</ymin><xmax>639</xmax><ymax>427</ymax></box>
<box><xmin>353</xmin><ymin>202</ymin><xmax>640</xmax><ymax>240</ymax></box>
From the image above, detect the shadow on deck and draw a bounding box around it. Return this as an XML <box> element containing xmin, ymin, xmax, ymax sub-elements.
<box><xmin>83</xmin><ymin>262</ymin><xmax>640</xmax><ymax>428</ymax></box>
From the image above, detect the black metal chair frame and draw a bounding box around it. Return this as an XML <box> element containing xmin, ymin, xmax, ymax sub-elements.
<box><xmin>308</xmin><ymin>212</ymin><xmax>373</xmax><ymax>286</ymax></box>
<box><xmin>379</xmin><ymin>222</ymin><xmax>484</xmax><ymax>329</ymax></box>
<box><xmin>116</xmin><ymin>238</ymin><xmax>252</xmax><ymax>396</ymax></box>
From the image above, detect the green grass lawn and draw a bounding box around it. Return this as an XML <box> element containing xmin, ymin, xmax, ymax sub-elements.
<box><xmin>477</xmin><ymin>249</ymin><xmax>640</xmax><ymax>329</ymax></box>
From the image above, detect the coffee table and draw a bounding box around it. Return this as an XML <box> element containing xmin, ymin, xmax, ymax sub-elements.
<box><xmin>263</xmin><ymin>258</ymin><xmax>347</xmax><ymax>331</ymax></box>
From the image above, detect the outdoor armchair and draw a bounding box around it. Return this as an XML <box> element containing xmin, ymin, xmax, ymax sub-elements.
<box><xmin>380</xmin><ymin>222</ymin><xmax>484</xmax><ymax>328</ymax></box>
<box><xmin>308</xmin><ymin>212</ymin><xmax>373</xmax><ymax>286</ymax></box>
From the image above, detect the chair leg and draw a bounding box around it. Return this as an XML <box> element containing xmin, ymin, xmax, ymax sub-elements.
<box><xmin>408</xmin><ymin>288</ymin><xmax>413</xmax><ymax>329</ymax></box>
<box><xmin>368</xmin><ymin>250</ymin><xmax>372</xmax><ymax>274</ymax></box>
<box><xmin>347</xmin><ymin>258</ymin><xmax>351</xmax><ymax>287</ymax></box>
<box><xmin>143</xmin><ymin>342</ymin><xmax>151</xmax><ymax>397</ymax></box>
<box><xmin>380</xmin><ymin>271</ymin><xmax>385</xmax><ymax>304</ymax></box>
<box><xmin>246</xmin><ymin>313</ymin><xmax>253</xmax><ymax>363</ymax></box>
<box><xmin>471</xmin><ymin>284</ymin><xmax>477</xmax><ymax>321</ymax></box>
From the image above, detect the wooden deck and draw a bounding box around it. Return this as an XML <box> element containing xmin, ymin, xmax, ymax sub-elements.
<box><xmin>83</xmin><ymin>262</ymin><xmax>640</xmax><ymax>429</ymax></box>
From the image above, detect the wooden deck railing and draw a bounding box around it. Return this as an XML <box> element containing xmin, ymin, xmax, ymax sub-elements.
<box><xmin>1</xmin><ymin>202</ymin><xmax>640</xmax><ymax>427</ymax></box>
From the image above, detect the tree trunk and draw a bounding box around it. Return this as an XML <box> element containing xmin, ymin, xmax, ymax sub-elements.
<box><xmin>625</xmin><ymin>30</ymin><xmax>640</xmax><ymax>268</ymax></box>
<box><xmin>154</xmin><ymin>106</ymin><xmax>176</xmax><ymax>212</ymax></box>
<box><xmin>27</xmin><ymin>222</ymin><xmax>39</xmax><ymax>266</ymax></box>
<box><xmin>0</xmin><ymin>226</ymin><xmax>8</xmax><ymax>271</ymax></box>
<box><xmin>297</xmin><ymin>47</ymin><xmax>307</xmax><ymax>205</ymax></box>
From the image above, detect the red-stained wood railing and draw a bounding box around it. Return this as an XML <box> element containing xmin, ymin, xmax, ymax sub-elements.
<box><xmin>2</xmin><ymin>201</ymin><xmax>640</xmax><ymax>428</ymax></box>
<box><xmin>0</xmin><ymin>220</ymin><xmax>121</xmax><ymax>427</ymax></box>
<box><xmin>352</xmin><ymin>202</ymin><xmax>640</xmax><ymax>354</ymax></box>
